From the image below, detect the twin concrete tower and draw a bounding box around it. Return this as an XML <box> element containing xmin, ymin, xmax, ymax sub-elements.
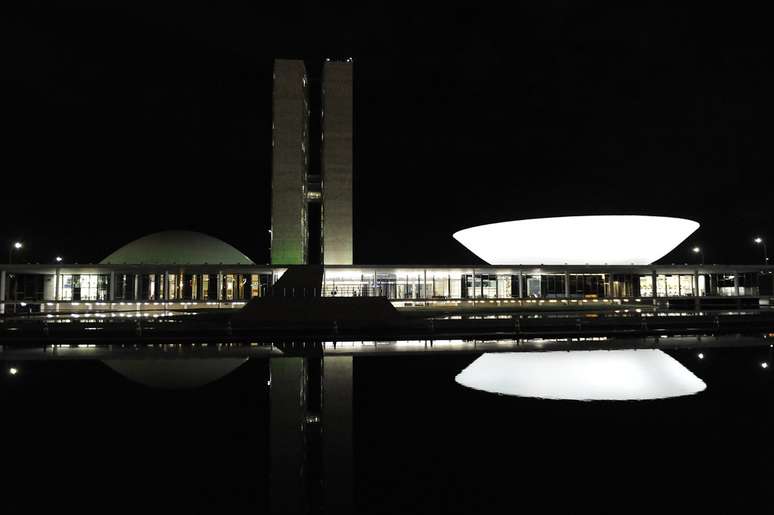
<box><xmin>270</xmin><ymin>59</ymin><xmax>353</xmax><ymax>265</ymax></box>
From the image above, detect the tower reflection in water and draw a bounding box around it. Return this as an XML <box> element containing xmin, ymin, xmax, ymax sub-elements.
<box><xmin>103</xmin><ymin>354</ymin><xmax>353</xmax><ymax>514</ymax></box>
<box><xmin>456</xmin><ymin>349</ymin><xmax>706</xmax><ymax>401</ymax></box>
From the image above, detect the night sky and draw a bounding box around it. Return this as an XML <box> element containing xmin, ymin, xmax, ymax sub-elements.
<box><xmin>2</xmin><ymin>3</ymin><xmax>771</xmax><ymax>266</ymax></box>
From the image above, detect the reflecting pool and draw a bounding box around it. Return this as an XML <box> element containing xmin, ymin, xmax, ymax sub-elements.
<box><xmin>1</xmin><ymin>336</ymin><xmax>772</xmax><ymax>514</ymax></box>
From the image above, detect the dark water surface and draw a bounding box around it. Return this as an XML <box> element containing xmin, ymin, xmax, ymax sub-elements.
<box><xmin>2</xmin><ymin>342</ymin><xmax>772</xmax><ymax>514</ymax></box>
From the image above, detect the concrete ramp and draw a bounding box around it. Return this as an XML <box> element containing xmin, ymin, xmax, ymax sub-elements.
<box><xmin>232</xmin><ymin>265</ymin><xmax>404</xmax><ymax>330</ymax></box>
<box><xmin>271</xmin><ymin>265</ymin><xmax>324</xmax><ymax>296</ymax></box>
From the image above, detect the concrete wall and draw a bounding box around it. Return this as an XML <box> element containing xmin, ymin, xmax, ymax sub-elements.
<box><xmin>321</xmin><ymin>61</ymin><xmax>353</xmax><ymax>265</ymax></box>
<box><xmin>271</xmin><ymin>59</ymin><xmax>309</xmax><ymax>265</ymax></box>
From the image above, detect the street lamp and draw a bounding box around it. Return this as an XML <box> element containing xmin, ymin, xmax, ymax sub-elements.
<box><xmin>55</xmin><ymin>256</ymin><xmax>63</xmax><ymax>263</ymax></box>
<box><xmin>9</xmin><ymin>241</ymin><xmax>22</xmax><ymax>264</ymax></box>
<box><xmin>692</xmin><ymin>246</ymin><xmax>704</xmax><ymax>265</ymax></box>
<box><xmin>754</xmin><ymin>237</ymin><xmax>768</xmax><ymax>265</ymax></box>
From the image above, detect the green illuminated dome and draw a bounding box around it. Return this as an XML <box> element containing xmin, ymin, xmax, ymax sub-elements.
<box><xmin>100</xmin><ymin>230</ymin><xmax>254</xmax><ymax>265</ymax></box>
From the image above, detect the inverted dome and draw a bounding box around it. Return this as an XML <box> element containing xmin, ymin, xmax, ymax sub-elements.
<box><xmin>101</xmin><ymin>230</ymin><xmax>254</xmax><ymax>265</ymax></box>
<box><xmin>455</xmin><ymin>350</ymin><xmax>706</xmax><ymax>401</ymax></box>
<box><xmin>104</xmin><ymin>358</ymin><xmax>248</xmax><ymax>389</ymax></box>
<box><xmin>453</xmin><ymin>215</ymin><xmax>699</xmax><ymax>265</ymax></box>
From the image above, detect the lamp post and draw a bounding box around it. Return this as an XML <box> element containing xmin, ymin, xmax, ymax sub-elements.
<box><xmin>754</xmin><ymin>237</ymin><xmax>769</xmax><ymax>265</ymax></box>
<box><xmin>55</xmin><ymin>256</ymin><xmax>63</xmax><ymax>263</ymax></box>
<box><xmin>9</xmin><ymin>241</ymin><xmax>22</xmax><ymax>264</ymax></box>
<box><xmin>692</xmin><ymin>246</ymin><xmax>704</xmax><ymax>265</ymax></box>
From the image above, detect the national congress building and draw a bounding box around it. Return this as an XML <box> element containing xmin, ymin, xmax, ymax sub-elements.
<box><xmin>1</xmin><ymin>59</ymin><xmax>772</xmax><ymax>316</ymax></box>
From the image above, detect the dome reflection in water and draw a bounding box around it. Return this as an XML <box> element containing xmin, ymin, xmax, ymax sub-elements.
<box><xmin>455</xmin><ymin>349</ymin><xmax>706</xmax><ymax>401</ymax></box>
<box><xmin>103</xmin><ymin>358</ymin><xmax>248</xmax><ymax>389</ymax></box>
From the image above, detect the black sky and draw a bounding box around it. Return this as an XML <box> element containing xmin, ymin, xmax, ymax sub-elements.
<box><xmin>1</xmin><ymin>3</ymin><xmax>771</xmax><ymax>265</ymax></box>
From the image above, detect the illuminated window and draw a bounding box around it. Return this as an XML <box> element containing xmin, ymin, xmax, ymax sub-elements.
<box><xmin>639</xmin><ymin>276</ymin><xmax>653</xmax><ymax>297</ymax></box>
<box><xmin>202</xmin><ymin>275</ymin><xmax>210</xmax><ymax>300</ymax></box>
<box><xmin>167</xmin><ymin>274</ymin><xmax>177</xmax><ymax>300</ymax></box>
<box><xmin>79</xmin><ymin>275</ymin><xmax>98</xmax><ymax>301</ymax></box>
<box><xmin>59</xmin><ymin>274</ymin><xmax>73</xmax><ymax>300</ymax></box>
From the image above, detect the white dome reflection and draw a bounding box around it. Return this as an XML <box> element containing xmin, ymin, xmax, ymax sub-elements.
<box><xmin>455</xmin><ymin>350</ymin><xmax>706</xmax><ymax>401</ymax></box>
<box><xmin>104</xmin><ymin>358</ymin><xmax>248</xmax><ymax>389</ymax></box>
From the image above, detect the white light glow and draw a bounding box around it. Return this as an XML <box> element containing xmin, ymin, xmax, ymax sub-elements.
<box><xmin>455</xmin><ymin>350</ymin><xmax>706</xmax><ymax>401</ymax></box>
<box><xmin>453</xmin><ymin>215</ymin><xmax>700</xmax><ymax>265</ymax></box>
<box><xmin>9</xmin><ymin>367</ymin><xmax>18</xmax><ymax>375</ymax></box>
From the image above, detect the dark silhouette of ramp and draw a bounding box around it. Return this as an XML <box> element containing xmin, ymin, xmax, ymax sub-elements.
<box><xmin>269</xmin><ymin>265</ymin><xmax>325</xmax><ymax>297</ymax></box>
<box><xmin>232</xmin><ymin>296</ymin><xmax>403</xmax><ymax>324</ymax></box>
<box><xmin>232</xmin><ymin>265</ymin><xmax>404</xmax><ymax>327</ymax></box>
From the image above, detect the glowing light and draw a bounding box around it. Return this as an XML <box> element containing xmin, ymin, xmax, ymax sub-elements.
<box><xmin>698</xmin><ymin>353</ymin><xmax>704</xmax><ymax>359</ymax></box>
<box><xmin>762</xmin><ymin>362</ymin><xmax>769</xmax><ymax>369</ymax></box>
<box><xmin>13</xmin><ymin>242</ymin><xmax>22</xmax><ymax>249</ymax></box>
<box><xmin>55</xmin><ymin>256</ymin><xmax>62</xmax><ymax>262</ymax></box>
<box><xmin>453</xmin><ymin>216</ymin><xmax>700</xmax><ymax>265</ymax></box>
<box><xmin>9</xmin><ymin>367</ymin><xmax>18</xmax><ymax>375</ymax></box>
<box><xmin>755</xmin><ymin>237</ymin><xmax>763</xmax><ymax>244</ymax></box>
<box><xmin>692</xmin><ymin>247</ymin><xmax>701</xmax><ymax>253</ymax></box>
<box><xmin>455</xmin><ymin>350</ymin><xmax>706</xmax><ymax>400</ymax></box>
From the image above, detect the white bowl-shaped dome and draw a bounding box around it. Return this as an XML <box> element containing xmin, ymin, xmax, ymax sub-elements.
<box><xmin>101</xmin><ymin>230</ymin><xmax>254</xmax><ymax>265</ymax></box>
<box><xmin>453</xmin><ymin>215</ymin><xmax>699</xmax><ymax>265</ymax></box>
<box><xmin>455</xmin><ymin>350</ymin><xmax>706</xmax><ymax>401</ymax></box>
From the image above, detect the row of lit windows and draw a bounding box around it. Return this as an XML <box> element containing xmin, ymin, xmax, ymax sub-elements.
<box><xmin>3</xmin><ymin>271</ymin><xmax>768</xmax><ymax>302</ymax></box>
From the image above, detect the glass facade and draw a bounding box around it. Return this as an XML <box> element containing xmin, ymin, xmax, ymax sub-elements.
<box><xmin>636</xmin><ymin>273</ymin><xmax>759</xmax><ymax>298</ymax></box>
<box><xmin>1</xmin><ymin>268</ymin><xmax>770</xmax><ymax>306</ymax></box>
<box><xmin>57</xmin><ymin>274</ymin><xmax>109</xmax><ymax>301</ymax></box>
<box><xmin>320</xmin><ymin>269</ymin><xmax>766</xmax><ymax>302</ymax></box>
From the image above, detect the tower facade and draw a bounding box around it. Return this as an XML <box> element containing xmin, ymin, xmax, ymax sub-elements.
<box><xmin>271</xmin><ymin>59</ymin><xmax>309</xmax><ymax>265</ymax></box>
<box><xmin>271</xmin><ymin>58</ymin><xmax>352</xmax><ymax>265</ymax></box>
<box><xmin>321</xmin><ymin>61</ymin><xmax>353</xmax><ymax>265</ymax></box>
